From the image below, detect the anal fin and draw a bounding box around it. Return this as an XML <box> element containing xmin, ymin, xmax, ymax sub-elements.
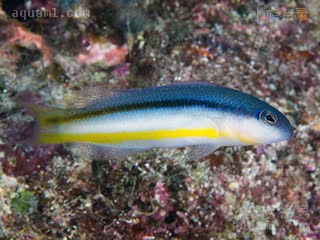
<box><xmin>186</xmin><ymin>144</ymin><xmax>219</xmax><ymax>162</ymax></box>
<box><xmin>71</xmin><ymin>143</ymin><xmax>145</xmax><ymax>161</ymax></box>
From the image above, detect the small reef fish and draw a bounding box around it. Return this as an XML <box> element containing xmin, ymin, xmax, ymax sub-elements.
<box><xmin>19</xmin><ymin>82</ymin><xmax>293</xmax><ymax>160</ymax></box>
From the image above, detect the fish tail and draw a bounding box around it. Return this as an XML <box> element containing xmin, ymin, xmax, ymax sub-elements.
<box><xmin>17</xmin><ymin>92</ymin><xmax>67</xmax><ymax>144</ymax></box>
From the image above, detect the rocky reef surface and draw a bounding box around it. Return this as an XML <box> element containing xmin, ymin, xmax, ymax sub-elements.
<box><xmin>0</xmin><ymin>0</ymin><xmax>319</xmax><ymax>239</ymax></box>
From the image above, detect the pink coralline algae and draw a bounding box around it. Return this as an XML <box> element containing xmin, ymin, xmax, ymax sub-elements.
<box><xmin>0</xmin><ymin>144</ymin><xmax>60</xmax><ymax>177</ymax></box>
<box><xmin>113</xmin><ymin>63</ymin><xmax>130</xmax><ymax>79</ymax></box>
<box><xmin>0</xmin><ymin>19</ymin><xmax>51</xmax><ymax>69</ymax></box>
<box><xmin>154</xmin><ymin>181</ymin><xmax>170</xmax><ymax>208</ymax></box>
<box><xmin>7</xmin><ymin>23</ymin><xmax>51</xmax><ymax>65</ymax></box>
<box><xmin>77</xmin><ymin>38</ymin><xmax>128</xmax><ymax>67</ymax></box>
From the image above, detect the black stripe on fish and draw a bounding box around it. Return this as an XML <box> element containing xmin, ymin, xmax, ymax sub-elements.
<box><xmin>44</xmin><ymin>98</ymin><xmax>248</xmax><ymax>125</ymax></box>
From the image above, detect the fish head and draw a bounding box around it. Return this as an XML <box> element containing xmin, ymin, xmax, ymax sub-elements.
<box><xmin>232</xmin><ymin>103</ymin><xmax>293</xmax><ymax>145</ymax></box>
<box><xmin>254</xmin><ymin>107</ymin><xmax>293</xmax><ymax>144</ymax></box>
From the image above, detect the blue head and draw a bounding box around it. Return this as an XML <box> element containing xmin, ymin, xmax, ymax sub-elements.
<box><xmin>210</xmin><ymin>85</ymin><xmax>294</xmax><ymax>145</ymax></box>
<box><xmin>228</xmin><ymin>92</ymin><xmax>293</xmax><ymax>145</ymax></box>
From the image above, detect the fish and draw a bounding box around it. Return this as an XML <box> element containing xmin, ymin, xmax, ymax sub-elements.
<box><xmin>18</xmin><ymin>82</ymin><xmax>293</xmax><ymax>160</ymax></box>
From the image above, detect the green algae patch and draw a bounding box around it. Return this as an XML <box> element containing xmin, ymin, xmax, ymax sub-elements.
<box><xmin>11</xmin><ymin>191</ymin><xmax>37</xmax><ymax>215</ymax></box>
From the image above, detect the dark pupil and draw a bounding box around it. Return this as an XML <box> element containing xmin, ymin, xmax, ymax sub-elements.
<box><xmin>266</xmin><ymin>114</ymin><xmax>275</xmax><ymax>123</ymax></box>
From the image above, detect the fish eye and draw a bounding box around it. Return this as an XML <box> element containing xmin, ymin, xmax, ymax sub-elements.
<box><xmin>259</xmin><ymin>110</ymin><xmax>277</xmax><ymax>126</ymax></box>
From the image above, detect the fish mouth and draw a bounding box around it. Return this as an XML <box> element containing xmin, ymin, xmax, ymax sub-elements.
<box><xmin>278</xmin><ymin>121</ymin><xmax>293</xmax><ymax>142</ymax></box>
<box><xmin>284</xmin><ymin>123</ymin><xmax>294</xmax><ymax>140</ymax></box>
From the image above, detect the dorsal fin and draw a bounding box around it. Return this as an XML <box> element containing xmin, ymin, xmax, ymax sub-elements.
<box><xmin>56</xmin><ymin>85</ymin><xmax>124</xmax><ymax>108</ymax></box>
<box><xmin>57</xmin><ymin>81</ymin><xmax>218</xmax><ymax>108</ymax></box>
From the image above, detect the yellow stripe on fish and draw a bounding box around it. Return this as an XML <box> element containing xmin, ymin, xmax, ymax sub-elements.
<box><xmin>41</xmin><ymin>128</ymin><xmax>257</xmax><ymax>145</ymax></box>
<box><xmin>41</xmin><ymin>128</ymin><xmax>221</xmax><ymax>144</ymax></box>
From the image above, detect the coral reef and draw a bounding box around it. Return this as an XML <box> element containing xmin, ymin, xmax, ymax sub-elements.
<box><xmin>0</xmin><ymin>0</ymin><xmax>319</xmax><ymax>239</ymax></box>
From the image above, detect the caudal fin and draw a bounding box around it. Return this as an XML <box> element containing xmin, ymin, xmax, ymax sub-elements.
<box><xmin>16</xmin><ymin>91</ymin><xmax>67</xmax><ymax>144</ymax></box>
